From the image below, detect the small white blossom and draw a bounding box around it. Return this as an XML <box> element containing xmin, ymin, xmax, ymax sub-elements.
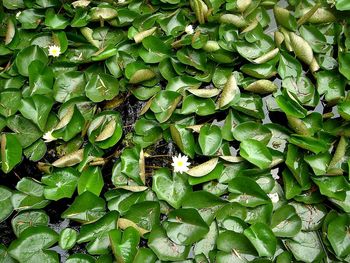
<box><xmin>268</xmin><ymin>193</ymin><xmax>279</xmax><ymax>203</ymax></box>
<box><xmin>56</xmin><ymin>182</ymin><xmax>63</xmax><ymax>188</ymax></box>
<box><xmin>185</xmin><ymin>25</ymin><xmax>194</xmax><ymax>35</ymax></box>
<box><xmin>43</xmin><ymin>130</ymin><xmax>57</xmax><ymax>143</ymax></box>
<box><xmin>118</xmin><ymin>0</ymin><xmax>126</xmax><ymax>3</ymax></box>
<box><xmin>48</xmin><ymin>45</ymin><xmax>61</xmax><ymax>57</ymax></box>
<box><xmin>171</xmin><ymin>154</ymin><xmax>191</xmax><ymax>174</ymax></box>
<box><xmin>16</xmin><ymin>11</ymin><xmax>21</xmax><ymax>19</ymax></box>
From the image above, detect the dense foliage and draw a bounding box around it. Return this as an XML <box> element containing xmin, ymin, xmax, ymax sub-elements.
<box><xmin>0</xmin><ymin>0</ymin><xmax>350</xmax><ymax>262</ymax></box>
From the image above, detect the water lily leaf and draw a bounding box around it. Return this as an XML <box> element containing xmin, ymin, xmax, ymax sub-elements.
<box><xmin>187</xmin><ymin>88</ymin><xmax>220</xmax><ymax>98</ymax></box>
<box><xmin>11</xmin><ymin>210</ymin><xmax>49</xmax><ymax>237</ymax></box>
<box><xmin>327</xmin><ymin>214</ymin><xmax>350</xmax><ymax>258</ymax></box>
<box><xmin>1</xmin><ymin>133</ymin><xmax>22</xmax><ymax>173</ymax></box>
<box><xmin>148</xmin><ymin>226</ymin><xmax>190</xmax><ymax>261</ymax></box>
<box><xmin>8</xmin><ymin>226</ymin><xmax>59</xmax><ymax>263</ymax></box>
<box><xmin>241</xmin><ymin>63</ymin><xmax>277</xmax><ymax>79</ymax></box>
<box><xmin>336</xmin><ymin>0</ymin><xmax>350</xmax><ymax>10</ymax></box>
<box><xmin>275</xmin><ymin>91</ymin><xmax>307</xmax><ymax>118</ymax></box>
<box><xmin>243</xmin><ymin>222</ymin><xmax>277</xmax><ymax>257</ymax></box>
<box><xmin>23</xmin><ymin>139</ymin><xmax>47</xmax><ymax>162</ymax></box>
<box><xmin>152</xmin><ymin>168</ymin><xmax>191</xmax><ymax>209</ymax></box>
<box><xmin>199</xmin><ymin>124</ymin><xmax>222</xmax><ymax>156</ymax></box>
<box><xmin>217</xmin><ymin>230</ymin><xmax>257</xmax><ymax>258</ymax></box>
<box><xmin>88</xmin><ymin>111</ymin><xmax>122</xmax><ymax>149</ymax></box>
<box><xmin>177</xmin><ymin>47</ymin><xmax>207</xmax><ymax>71</ymax></box>
<box><xmin>271</xmin><ymin>205</ymin><xmax>301</xmax><ymax>237</ymax></box>
<box><xmin>285</xmin><ymin>231</ymin><xmax>325</xmax><ymax>263</ymax></box>
<box><xmin>0</xmin><ymin>186</ymin><xmax>13</xmax><ymax>223</ymax></box>
<box><xmin>89</xmin><ymin>6</ymin><xmax>117</xmax><ymax>21</ymax></box>
<box><xmin>313</xmin><ymin>176</ymin><xmax>350</xmax><ymax>201</ymax></box>
<box><xmin>239</xmin><ymin>139</ymin><xmax>272</xmax><ymax>169</ymax></box>
<box><xmin>290</xmin><ymin>202</ymin><xmax>327</xmax><ymax>231</ymax></box>
<box><xmin>232</xmin><ymin>121</ymin><xmax>272</xmax><ymax>144</ymax></box>
<box><xmin>52</xmin><ymin>149</ymin><xmax>84</xmax><ymax>167</ymax></box>
<box><xmin>278</xmin><ymin>51</ymin><xmax>302</xmax><ymax>79</ymax></box>
<box><xmin>42</xmin><ymin>168</ymin><xmax>79</xmax><ymax>201</ymax></box>
<box><xmin>163</xmin><ymin>208</ymin><xmax>209</xmax><ymax>245</ymax></box>
<box><xmin>19</xmin><ymin>95</ymin><xmax>53</xmax><ymax>131</ymax></box>
<box><xmin>121</xmin><ymin>145</ymin><xmax>144</xmax><ymax>185</ymax></box>
<box><xmin>16</xmin><ymin>177</ymin><xmax>43</xmax><ymax>197</ymax></box>
<box><xmin>66</xmin><ymin>254</ymin><xmax>95</xmax><ymax>263</ymax></box>
<box><xmin>288</xmin><ymin>134</ymin><xmax>329</xmax><ymax>154</ymax></box>
<box><xmin>45</xmin><ymin>8</ymin><xmax>69</xmax><ymax>29</ymax></box>
<box><xmin>117</xmin><ymin>218</ymin><xmax>149</xmax><ymax>237</ymax></box>
<box><xmin>77</xmin><ymin>211</ymin><xmax>119</xmax><ymax>255</ymax></box>
<box><xmin>274</xmin><ymin>6</ymin><xmax>297</xmax><ymax>31</ymax></box>
<box><xmin>122</xmin><ymin>201</ymin><xmax>160</xmax><ymax>232</ymax></box>
<box><xmin>59</xmin><ymin>228</ymin><xmax>77</xmax><ymax>250</ymax></box>
<box><xmin>0</xmin><ymin>244</ymin><xmax>16</xmax><ymax>263</ymax></box>
<box><xmin>125</xmin><ymin>62</ymin><xmax>156</xmax><ymax>84</ymax></box>
<box><xmin>86</xmin><ymin>73</ymin><xmax>119</xmax><ymax>102</ymax></box>
<box><xmin>133</xmin><ymin>248</ymin><xmax>157</xmax><ymax>263</ymax></box>
<box><xmin>228</xmin><ymin>176</ymin><xmax>270</xmax><ymax>207</ymax></box>
<box><xmin>194</xmin><ymin>221</ymin><xmax>218</xmax><ymax>257</ymax></box>
<box><xmin>245</xmin><ymin>80</ymin><xmax>277</xmax><ymax>94</ymax></box>
<box><xmin>182</xmin><ymin>191</ymin><xmax>227</xmax><ymax>224</ymax></box>
<box><xmin>11</xmin><ymin>191</ymin><xmax>50</xmax><ymax>212</ymax></box>
<box><xmin>289</xmin><ymin>32</ymin><xmax>314</xmax><ymax>65</ymax></box>
<box><xmin>181</xmin><ymin>95</ymin><xmax>216</xmax><ymax>116</ymax></box>
<box><xmin>53</xmin><ymin>71</ymin><xmax>86</xmax><ymax>103</ymax></box>
<box><xmin>0</xmin><ymin>90</ymin><xmax>21</xmax><ymax>117</ymax></box>
<box><xmin>15</xmin><ymin>45</ymin><xmax>48</xmax><ymax>77</ymax></box>
<box><xmin>61</xmin><ymin>191</ymin><xmax>106</xmax><ymax>223</ymax></box>
<box><xmin>109</xmin><ymin>227</ymin><xmax>139</xmax><ymax>263</ymax></box>
<box><xmin>218</xmin><ymin>73</ymin><xmax>240</xmax><ymax>108</ymax></box>
<box><xmin>316</xmin><ymin>70</ymin><xmax>346</xmax><ymax>103</ymax></box>
<box><xmin>78</xmin><ymin>166</ymin><xmax>104</xmax><ymax>196</ymax></box>
<box><xmin>187</xmin><ymin>158</ymin><xmax>219</xmax><ymax>177</ymax></box>
<box><xmin>170</xmin><ymin>124</ymin><xmax>195</xmax><ymax>159</ymax></box>
<box><xmin>150</xmin><ymin>90</ymin><xmax>181</xmax><ymax>123</ymax></box>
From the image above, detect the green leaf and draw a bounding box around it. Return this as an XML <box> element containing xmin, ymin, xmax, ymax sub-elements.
<box><xmin>152</xmin><ymin>168</ymin><xmax>191</xmax><ymax>209</ymax></box>
<box><xmin>199</xmin><ymin>124</ymin><xmax>222</xmax><ymax>156</ymax></box>
<box><xmin>290</xmin><ymin>202</ymin><xmax>327</xmax><ymax>231</ymax></box>
<box><xmin>61</xmin><ymin>191</ymin><xmax>106</xmax><ymax>223</ymax></box>
<box><xmin>271</xmin><ymin>205</ymin><xmax>301</xmax><ymax>237</ymax></box>
<box><xmin>170</xmin><ymin>124</ymin><xmax>196</xmax><ymax>159</ymax></box>
<box><xmin>19</xmin><ymin>95</ymin><xmax>53</xmax><ymax>131</ymax></box>
<box><xmin>228</xmin><ymin>176</ymin><xmax>270</xmax><ymax>207</ymax></box>
<box><xmin>77</xmin><ymin>211</ymin><xmax>119</xmax><ymax>255</ymax></box>
<box><xmin>239</xmin><ymin>139</ymin><xmax>272</xmax><ymax>169</ymax></box>
<box><xmin>8</xmin><ymin>226</ymin><xmax>59</xmax><ymax>263</ymax></box>
<box><xmin>23</xmin><ymin>139</ymin><xmax>47</xmax><ymax>162</ymax></box>
<box><xmin>78</xmin><ymin>166</ymin><xmax>104</xmax><ymax>196</ymax></box>
<box><xmin>278</xmin><ymin>52</ymin><xmax>302</xmax><ymax>79</ymax></box>
<box><xmin>217</xmin><ymin>230</ymin><xmax>257</xmax><ymax>257</ymax></box>
<box><xmin>163</xmin><ymin>208</ymin><xmax>209</xmax><ymax>245</ymax></box>
<box><xmin>243</xmin><ymin>222</ymin><xmax>277</xmax><ymax>257</ymax></box>
<box><xmin>11</xmin><ymin>210</ymin><xmax>49</xmax><ymax>237</ymax></box>
<box><xmin>148</xmin><ymin>226</ymin><xmax>190</xmax><ymax>261</ymax></box>
<box><xmin>285</xmin><ymin>231</ymin><xmax>325</xmax><ymax>263</ymax></box>
<box><xmin>327</xmin><ymin>214</ymin><xmax>350</xmax><ymax>258</ymax></box>
<box><xmin>53</xmin><ymin>71</ymin><xmax>86</xmax><ymax>103</ymax></box>
<box><xmin>121</xmin><ymin>145</ymin><xmax>144</xmax><ymax>185</ymax></box>
<box><xmin>59</xmin><ymin>228</ymin><xmax>77</xmax><ymax>250</ymax></box>
<box><xmin>123</xmin><ymin>201</ymin><xmax>160</xmax><ymax>232</ymax></box>
<box><xmin>41</xmin><ymin>168</ymin><xmax>79</xmax><ymax>201</ymax></box>
<box><xmin>86</xmin><ymin>73</ymin><xmax>119</xmax><ymax>102</ymax></box>
<box><xmin>336</xmin><ymin>0</ymin><xmax>350</xmax><ymax>11</ymax></box>
<box><xmin>7</xmin><ymin>115</ymin><xmax>42</xmax><ymax>148</ymax></box>
<box><xmin>109</xmin><ymin>227</ymin><xmax>139</xmax><ymax>263</ymax></box>
<box><xmin>0</xmin><ymin>186</ymin><xmax>13</xmax><ymax>223</ymax></box>
<box><xmin>1</xmin><ymin>134</ymin><xmax>22</xmax><ymax>173</ymax></box>
<box><xmin>133</xmin><ymin>248</ymin><xmax>157</xmax><ymax>263</ymax></box>
<box><xmin>45</xmin><ymin>8</ymin><xmax>69</xmax><ymax>30</ymax></box>
<box><xmin>15</xmin><ymin>45</ymin><xmax>48</xmax><ymax>77</ymax></box>
<box><xmin>0</xmin><ymin>90</ymin><xmax>21</xmax><ymax>117</ymax></box>
<box><xmin>312</xmin><ymin>176</ymin><xmax>350</xmax><ymax>201</ymax></box>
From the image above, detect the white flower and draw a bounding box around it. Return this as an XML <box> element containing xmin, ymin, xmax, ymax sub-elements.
<box><xmin>118</xmin><ymin>0</ymin><xmax>126</xmax><ymax>3</ymax></box>
<box><xmin>48</xmin><ymin>45</ymin><xmax>61</xmax><ymax>57</ymax></box>
<box><xmin>267</xmin><ymin>193</ymin><xmax>279</xmax><ymax>203</ymax></box>
<box><xmin>185</xmin><ymin>25</ymin><xmax>194</xmax><ymax>35</ymax></box>
<box><xmin>171</xmin><ymin>154</ymin><xmax>191</xmax><ymax>174</ymax></box>
<box><xmin>43</xmin><ymin>130</ymin><xmax>57</xmax><ymax>143</ymax></box>
<box><xmin>16</xmin><ymin>11</ymin><xmax>21</xmax><ymax>19</ymax></box>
